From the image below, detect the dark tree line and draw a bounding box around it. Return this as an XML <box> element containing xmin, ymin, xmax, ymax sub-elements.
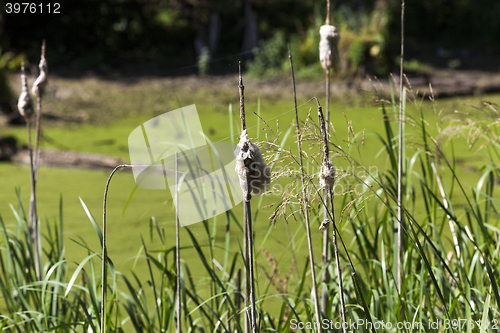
<box><xmin>0</xmin><ymin>0</ymin><xmax>498</xmax><ymax>73</ymax></box>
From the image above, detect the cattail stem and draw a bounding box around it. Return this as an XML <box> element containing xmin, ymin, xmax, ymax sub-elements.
<box><xmin>326</xmin><ymin>0</ymin><xmax>331</xmax><ymax>25</ymax></box>
<box><xmin>240</xmin><ymin>61</ymin><xmax>249</xmax><ymax>333</ymax></box>
<box><xmin>34</xmin><ymin>96</ymin><xmax>42</xmax><ymax>180</ymax></box>
<box><xmin>329</xmin><ymin>191</ymin><xmax>347</xmax><ymax>332</ymax></box>
<box><xmin>243</xmin><ymin>204</ymin><xmax>249</xmax><ymax>333</ymax></box>
<box><xmin>245</xmin><ymin>200</ymin><xmax>257</xmax><ymax>333</ymax></box>
<box><xmin>30</xmin><ymin>40</ymin><xmax>46</xmax><ymax>282</ymax></box>
<box><xmin>101</xmin><ymin>165</ymin><xmax>130</xmax><ymax>333</ymax></box>
<box><xmin>175</xmin><ymin>152</ymin><xmax>182</xmax><ymax>333</ymax></box>
<box><xmin>34</xmin><ymin>39</ymin><xmax>45</xmax><ymax>182</ymax></box>
<box><xmin>26</xmin><ymin>117</ymin><xmax>41</xmax><ymax>281</ymax></box>
<box><xmin>236</xmin><ymin>268</ymin><xmax>242</xmax><ymax>333</ymax></box>
<box><xmin>238</xmin><ymin>62</ymin><xmax>258</xmax><ymax>333</ymax></box>
<box><xmin>239</xmin><ymin>62</ymin><xmax>246</xmax><ymax>132</ymax></box>
<box><xmin>397</xmin><ymin>0</ymin><xmax>405</xmax><ymax>298</ymax></box>
<box><xmin>316</xmin><ymin>98</ymin><xmax>347</xmax><ymax>332</ymax></box>
<box><xmin>289</xmin><ymin>46</ymin><xmax>322</xmax><ymax>333</ymax></box>
<box><xmin>321</xmin><ymin>65</ymin><xmax>331</xmax><ymax>315</ymax></box>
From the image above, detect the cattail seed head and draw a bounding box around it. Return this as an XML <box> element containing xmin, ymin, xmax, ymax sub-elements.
<box><xmin>319</xmin><ymin>25</ymin><xmax>340</xmax><ymax>70</ymax></box>
<box><xmin>319</xmin><ymin>219</ymin><xmax>330</xmax><ymax>231</ymax></box>
<box><xmin>235</xmin><ymin>129</ymin><xmax>271</xmax><ymax>200</ymax></box>
<box><xmin>32</xmin><ymin>44</ymin><xmax>48</xmax><ymax>97</ymax></box>
<box><xmin>18</xmin><ymin>63</ymin><xmax>34</xmax><ymax>119</ymax></box>
<box><xmin>319</xmin><ymin>160</ymin><xmax>335</xmax><ymax>189</ymax></box>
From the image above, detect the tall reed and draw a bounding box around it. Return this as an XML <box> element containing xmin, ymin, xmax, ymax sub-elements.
<box><xmin>235</xmin><ymin>61</ymin><xmax>258</xmax><ymax>333</ymax></box>
<box><xmin>288</xmin><ymin>47</ymin><xmax>322</xmax><ymax>332</ymax></box>
<box><xmin>17</xmin><ymin>57</ymin><xmax>38</xmax><ymax>281</ymax></box>
<box><xmin>396</xmin><ymin>0</ymin><xmax>405</xmax><ymax>299</ymax></box>
<box><xmin>175</xmin><ymin>151</ymin><xmax>182</xmax><ymax>333</ymax></box>
<box><xmin>101</xmin><ymin>164</ymin><xmax>130</xmax><ymax>333</ymax></box>
<box><xmin>316</xmin><ymin>97</ymin><xmax>346</xmax><ymax>332</ymax></box>
<box><xmin>321</xmin><ymin>0</ymin><xmax>331</xmax><ymax>313</ymax></box>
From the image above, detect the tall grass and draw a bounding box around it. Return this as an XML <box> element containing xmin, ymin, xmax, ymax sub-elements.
<box><xmin>1</xmin><ymin>56</ymin><xmax>500</xmax><ymax>333</ymax></box>
<box><xmin>1</xmin><ymin>91</ymin><xmax>499</xmax><ymax>331</ymax></box>
<box><xmin>289</xmin><ymin>47</ymin><xmax>322</xmax><ymax>332</ymax></box>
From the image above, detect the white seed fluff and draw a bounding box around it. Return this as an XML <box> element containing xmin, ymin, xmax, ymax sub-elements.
<box><xmin>319</xmin><ymin>160</ymin><xmax>335</xmax><ymax>189</ymax></box>
<box><xmin>235</xmin><ymin>129</ymin><xmax>271</xmax><ymax>199</ymax></box>
<box><xmin>18</xmin><ymin>73</ymin><xmax>34</xmax><ymax>118</ymax></box>
<box><xmin>319</xmin><ymin>219</ymin><xmax>330</xmax><ymax>231</ymax></box>
<box><xmin>319</xmin><ymin>24</ymin><xmax>340</xmax><ymax>70</ymax></box>
<box><xmin>32</xmin><ymin>56</ymin><xmax>48</xmax><ymax>97</ymax></box>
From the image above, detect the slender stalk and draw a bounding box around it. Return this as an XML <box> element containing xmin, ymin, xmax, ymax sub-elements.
<box><xmin>175</xmin><ymin>152</ymin><xmax>182</xmax><ymax>333</ymax></box>
<box><xmin>322</xmin><ymin>0</ymin><xmax>332</xmax><ymax>312</ymax></box>
<box><xmin>245</xmin><ymin>199</ymin><xmax>257</xmax><ymax>333</ymax></box>
<box><xmin>239</xmin><ymin>62</ymin><xmax>246</xmax><ymax>132</ymax></box>
<box><xmin>26</xmin><ymin>117</ymin><xmax>40</xmax><ymax>281</ymax></box>
<box><xmin>326</xmin><ymin>0</ymin><xmax>331</xmax><ymax>26</ymax></box>
<box><xmin>239</xmin><ymin>61</ymin><xmax>249</xmax><ymax>333</ymax></box>
<box><xmin>30</xmin><ymin>40</ymin><xmax>46</xmax><ymax>282</ymax></box>
<box><xmin>33</xmin><ymin>94</ymin><xmax>42</xmax><ymax>282</ymax></box>
<box><xmin>101</xmin><ymin>164</ymin><xmax>130</xmax><ymax>333</ymax></box>
<box><xmin>328</xmin><ymin>188</ymin><xmax>347</xmax><ymax>331</ymax></box>
<box><xmin>316</xmin><ymin>99</ymin><xmax>346</xmax><ymax>332</ymax></box>
<box><xmin>321</xmin><ymin>66</ymin><xmax>331</xmax><ymax>315</ymax></box>
<box><xmin>239</xmin><ymin>62</ymin><xmax>257</xmax><ymax>333</ymax></box>
<box><xmin>236</xmin><ymin>268</ymin><xmax>241</xmax><ymax>333</ymax></box>
<box><xmin>397</xmin><ymin>0</ymin><xmax>405</xmax><ymax>296</ymax></box>
<box><xmin>288</xmin><ymin>47</ymin><xmax>322</xmax><ymax>333</ymax></box>
<box><xmin>243</xmin><ymin>202</ymin><xmax>249</xmax><ymax>333</ymax></box>
<box><xmin>34</xmin><ymin>40</ymin><xmax>45</xmax><ymax>181</ymax></box>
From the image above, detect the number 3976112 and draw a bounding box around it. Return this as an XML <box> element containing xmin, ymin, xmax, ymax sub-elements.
<box><xmin>5</xmin><ymin>3</ymin><xmax>60</xmax><ymax>14</ymax></box>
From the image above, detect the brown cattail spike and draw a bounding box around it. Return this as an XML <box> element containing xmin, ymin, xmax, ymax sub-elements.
<box><xmin>18</xmin><ymin>58</ymin><xmax>34</xmax><ymax>118</ymax></box>
<box><xmin>319</xmin><ymin>25</ymin><xmax>340</xmax><ymax>70</ymax></box>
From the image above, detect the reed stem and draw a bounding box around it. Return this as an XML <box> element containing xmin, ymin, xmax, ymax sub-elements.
<box><xmin>321</xmin><ymin>65</ymin><xmax>331</xmax><ymax>315</ymax></box>
<box><xmin>26</xmin><ymin>117</ymin><xmax>40</xmax><ymax>281</ymax></box>
<box><xmin>316</xmin><ymin>98</ymin><xmax>346</xmax><ymax>332</ymax></box>
<box><xmin>175</xmin><ymin>152</ymin><xmax>182</xmax><ymax>333</ymax></box>
<box><xmin>101</xmin><ymin>164</ymin><xmax>130</xmax><ymax>333</ymax></box>
<box><xmin>239</xmin><ymin>62</ymin><xmax>258</xmax><ymax>333</ymax></box>
<box><xmin>289</xmin><ymin>47</ymin><xmax>322</xmax><ymax>333</ymax></box>
<box><xmin>397</xmin><ymin>0</ymin><xmax>405</xmax><ymax>297</ymax></box>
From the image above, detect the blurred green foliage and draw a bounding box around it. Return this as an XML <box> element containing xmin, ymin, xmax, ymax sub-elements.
<box><xmin>0</xmin><ymin>48</ymin><xmax>24</xmax><ymax>114</ymax></box>
<box><xmin>0</xmin><ymin>0</ymin><xmax>498</xmax><ymax>75</ymax></box>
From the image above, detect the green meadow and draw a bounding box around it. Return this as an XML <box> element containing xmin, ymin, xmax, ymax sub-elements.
<box><xmin>0</xmin><ymin>75</ymin><xmax>496</xmax><ymax>274</ymax></box>
<box><xmin>1</xmin><ymin>74</ymin><xmax>499</xmax><ymax>331</ymax></box>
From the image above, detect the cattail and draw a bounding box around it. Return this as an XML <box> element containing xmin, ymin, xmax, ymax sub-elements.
<box><xmin>18</xmin><ymin>63</ymin><xmax>34</xmax><ymax>119</ymax></box>
<box><xmin>319</xmin><ymin>159</ymin><xmax>335</xmax><ymax>190</ymax></box>
<box><xmin>235</xmin><ymin>129</ymin><xmax>271</xmax><ymax>199</ymax></box>
<box><xmin>319</xmin><ymin>24</ymin><xmax>340</xmax><ymax>70</ymax></box>
<box><xmin>32</xmin><ymin>45</ymin><xmax>48</xmax><ymax>97</ymax></box>
<box><xmin>319</xmin><ymin>219</ymin><xmax>330</xmax><ymax>232</ymax></box>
